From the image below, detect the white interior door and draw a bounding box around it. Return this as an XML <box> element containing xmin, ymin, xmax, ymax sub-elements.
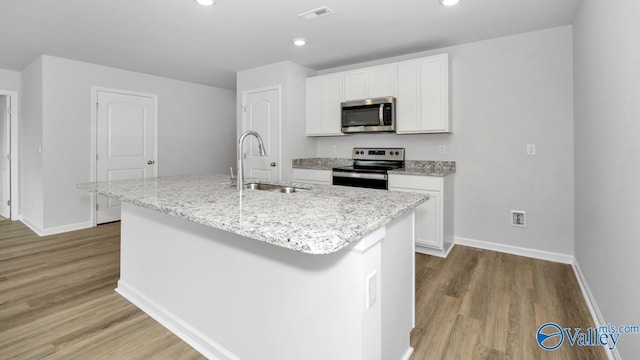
<box><xmin>0</xmin><ymin>95</ymin><xmax>10</xmax><ymax>219</ymax></box>
<box><xmin>96</xmin><ymin>90</ymin><xmax>157</xmax><ymax>224</ymax></box>
<box><xmin>242</xmin><ymin>87</ymin><xmax>280</xmax><ymax>181</ymax></box>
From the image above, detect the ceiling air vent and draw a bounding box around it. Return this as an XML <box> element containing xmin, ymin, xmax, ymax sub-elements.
<box><xmin>298</xmin><ymin>6</ymin><xmax>334</xmax><ymax>21</ymax></box>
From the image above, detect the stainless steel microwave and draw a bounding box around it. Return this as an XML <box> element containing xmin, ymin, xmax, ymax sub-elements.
<box><xmin>341</xmin><ymin>96</ymin><xmax>396</xmax><ymax>133</ymax></box>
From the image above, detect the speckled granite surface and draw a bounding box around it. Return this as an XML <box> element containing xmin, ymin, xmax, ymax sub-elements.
<box><xmin>292</xmin><ymin>158</ymin><xmax>456</xmax><ymax>176</ymax></box>
<box><xmin>388</xmin><ymin>160</ymin><xmax>456</xmax><ymax>177</ymax></box>
<box><xmin>78</xmin><ymin>174</ymin><xmax>428</xmax><ymax>255</ymax></box>
<box><xmin>292</xmin><ymin>158</ymin><xmax>352</xmax><ymax>170</ymax></box>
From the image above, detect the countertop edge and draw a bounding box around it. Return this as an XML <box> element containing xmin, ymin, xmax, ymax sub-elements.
<box><xmin>80</xmin><ymin>175</ymin><xmax>429</xmax><ymax>255</ymax></box>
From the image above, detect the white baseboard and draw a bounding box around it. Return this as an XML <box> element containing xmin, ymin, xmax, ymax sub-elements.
<box><xmin>116</xmin><ymin>281</ymin><xmax>239</xmax><ymax>360</ymax></box>
<box><xmin>572</xmin><ymin>260</ymin><xmax>621</xmax><ymax>360</ymax></box>
<box><xmin>20</xmin><ymin>215</ymin><xmax>93</xmax><ymax>236</ymax></box>
<box><xmin>415</xmin><ymin>242</ymin><xmax>455</xmax><ymax>258</ymax></box>
<box><xmin>454</xmin><ymin>236</ymin><xmax>574</xmax><ymax>264</ymax></box>
<box><xmin>401</xmin><ymin>347</ymin><xmax>414</xmax><ymax>360</ymax></box>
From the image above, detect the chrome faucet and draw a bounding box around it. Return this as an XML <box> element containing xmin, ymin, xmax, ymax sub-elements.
<box><xmin>237</xmin><ymin>131</ymin><xmax>267</xmax><ymax>195</ymax></box>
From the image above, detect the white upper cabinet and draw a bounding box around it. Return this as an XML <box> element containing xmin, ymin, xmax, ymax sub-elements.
<box><xmin>396</xmin><ymin>54</ymin><xmax>450</xmax><ymax>134</ymax></box>
<box><xmin>304</xmin><ymin>53</ymin><xmax>448</xmax><ymax>136</ymax></box>
<box><xmin>305</xmin><ymin>74</ymin><xmax>345</xmax><ymax>136</ymax></box>
<box><xmin>343</xmin><ymin>65</ymin><xmax>396</xmax><ymax>101</ymax></box>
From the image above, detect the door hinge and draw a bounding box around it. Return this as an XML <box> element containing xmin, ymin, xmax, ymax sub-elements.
<box><xmin>96</xmin><ymin>153</ymin><xmax>99</xmax><ymax>161</ymax></box>
<box><xmin>242</xmin><ymin>105</ymin><xmax>246</xmax><ymax>112</ymax></box>
<box><xmin>96</xmin><ymin>102</ymin><xmax>99</xmax><ymax>111</ymax></box>
<box><xmin>7</xmin><ymin>199</ymin><xmax>10</xmax><ymax>206</ymax></box>
<box><xmin>96</xmin><ymin>203</ymin><xmax>99</xmax><ymax>211</ymax></box>
<box><xmin>6</xmin><ymin>153</ymin><xmax>10</xmax><ymax>161</ymax></box>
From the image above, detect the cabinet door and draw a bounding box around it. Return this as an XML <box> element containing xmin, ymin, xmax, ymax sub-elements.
<box><xmin>396</xmin><ymin>54</ymin><xmax>449</xmax><ymax>134</ymax></box>
<box><xmin>396</xmin><ymin>60</ymin><xmax>421</xmax><ymax>133</ymax></box>
<box><xmin>344</xmin><ymin>70</ymin><xmax>368</xmax><ymax>101</ymax></box>
<box><xmin>305</xmin><ymin>75</ymin><xmax>344</xmax><ymax>136</ymax></box>
<box><xmin>344</xmin><ymin>66</ymin><xmax>396</xmax><ymax>101</ymax></box>
<box><xmin>414</xmin><ymin>190</ymin><xmax>441</xmax><ymax>249</ymax></box>
<box><xmin>368</xmin><ymin>65</ymin><xmax>395</xmax><ymax>98</ymax></box>
<box><xmin>420</xmin><ymin>55</ymin><xmax>449</xmax><ymax>132</ymax></box>
<box><xmin>324</xmin><ymin>75</ymin><xmax>344</xmax><ymax>135</ymax></box>
<box><xmin>390</xmin><ymin>187</ymin><xmax>442</xmax><ymax>249</ymax></box>
<box><xmin>305</xmin><ymin>77</ymin><xmax>325</xmax><ymax>135</ymax></box>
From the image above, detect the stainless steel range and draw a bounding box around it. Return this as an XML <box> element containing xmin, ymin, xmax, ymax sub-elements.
<box><xmin>332</xmin><ymin>148</ymin><xmax>405</xmax><ymax>190</ymax></box>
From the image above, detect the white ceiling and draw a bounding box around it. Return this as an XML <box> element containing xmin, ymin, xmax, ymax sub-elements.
<box><xmin>0</xmin><ymin>0</ymin><xmax>581</xmax><ymax>90</ymax></box>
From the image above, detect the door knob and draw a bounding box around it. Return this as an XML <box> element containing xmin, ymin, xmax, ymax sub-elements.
<box><xmin>147</xmin><ymin>160</ymin><xmax>155</xmax><ymax>165</ymax></box>
<box><xmin>270</xmin><ymin>162</ymin><xmax>277</xmax><ymax>167</ymax></box>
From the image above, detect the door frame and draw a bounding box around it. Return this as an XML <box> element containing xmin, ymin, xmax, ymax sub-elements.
<box><xmin>90</xmin><ymin>86</ymin><xmax>158</xmax><ymax>226</ymax></box>
<box><xmin>0</xmin><ymin>90</ymin><xmax>19</xmax><ymax>220</ymax></box>
<box><xmin>241</xmin><ymin>85</ymin><xmax>282</xmax><ymax>181</ymax></box>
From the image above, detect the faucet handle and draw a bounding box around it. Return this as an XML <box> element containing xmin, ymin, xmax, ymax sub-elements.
<box><xmin>229</xmin><ymin>167</ymin><xmax>237</xmax><ymax>181</ymax></box>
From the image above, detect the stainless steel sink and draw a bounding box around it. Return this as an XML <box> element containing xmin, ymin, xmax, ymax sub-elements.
<box><xmin>244</xmin><ymin>183</ymin><xmax>299</xmax><ymax>193</ymax></box>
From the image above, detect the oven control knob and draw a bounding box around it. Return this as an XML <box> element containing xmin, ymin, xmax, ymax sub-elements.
<box><xmin>355</xmin><ymin>151</ymin><xmax>360</xmax><ymax>154</ymax></box>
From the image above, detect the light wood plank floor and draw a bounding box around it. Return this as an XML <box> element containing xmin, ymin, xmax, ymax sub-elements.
<box><xmin>1</xmin><ymin>219</ymin><xmax>606</xmax><ymax>359</ymax></box>
<box><xmin>411</xmin><ymin>246</ymin><xmax>607</xmax><ymax>360</ymax></box>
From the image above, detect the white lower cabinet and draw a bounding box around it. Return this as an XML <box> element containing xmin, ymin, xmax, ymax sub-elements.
<box><xmin>388</xmin><ymin>174</ymin><xmax>454</xmax><ymax>257</ymax></box>
<box><xmin>292</xmin><ymin>168</ymin><xmax>332</xmax><ymax>185</ymax></box>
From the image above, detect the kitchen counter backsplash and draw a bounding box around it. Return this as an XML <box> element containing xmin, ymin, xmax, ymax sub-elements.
<box><xmin>389</xmin><ymin>160</ymin><xmax>456</xmax><ymax>176</ymax></box>
<box><xmin>292</xmin><ymin>158</ymin><xmax>456</xmax><ymax>176</ymax></box>
<box><xmin>291</xmin><ymin>157</ymin><xmax>352</xmax><ymax>170</ymax></box>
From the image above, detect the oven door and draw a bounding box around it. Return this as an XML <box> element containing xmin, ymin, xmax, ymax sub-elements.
<box><xmin>332</xmin><ymin>171</ymin><xmax>388</xmax><ymax>190</ymax></box>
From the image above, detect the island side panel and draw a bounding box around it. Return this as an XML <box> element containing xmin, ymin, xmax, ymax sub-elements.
<box><xmin>381</xmin><ymin>212</ymin><xmax>416</xmax><ymax>360</ymax></box>
<box><xmin>117</xmin><ymin>203</ymin><xmax>388</xmax><ymax>360</ymax></box>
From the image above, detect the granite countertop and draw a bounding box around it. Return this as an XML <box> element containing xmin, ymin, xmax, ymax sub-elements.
<box><xmin>78</xmin><ymin>174</ymin><xmax>428</xmax><ymax>255</ymax></box>
<box><xmin>291</xmin><ymin>158</ymin><xmax>352</xmax><ymax>170</ymax></box>
<box><xmin>292</xmin><ymin>158</ymin><xmax>456</xmax><ymax>176</ymax></box>
<box><xmin>388</xmin><ymin>160</ymin><xmax>456</xmax><ymax>177</ymax></box>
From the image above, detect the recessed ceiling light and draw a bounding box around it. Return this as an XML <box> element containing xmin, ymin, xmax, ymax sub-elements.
<box><xmin>196</xmin><ymin>0</ymin><xmax>216</xmax><ymax>6</ymax></box>
<box><xmin>293</xmin><ymin>38</ymin><xmax>307</xmax><ymax>46</ymax></box>
<box><xmin>439</xmin><ymin>0</ymin><xmax>460</xmax><ymax>6</ymax></box>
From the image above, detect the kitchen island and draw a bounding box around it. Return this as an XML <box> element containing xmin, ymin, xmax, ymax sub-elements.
<box><xmin>80</xmin><ymin>174</ymin><xmax>428</xmax><ymax>360</ymax></box>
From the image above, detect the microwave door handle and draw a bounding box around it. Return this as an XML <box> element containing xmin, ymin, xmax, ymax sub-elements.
<box><xmin>379</xmin><ymin>104</ymin><xmax>384</xmax><ymax>125</ymax></box>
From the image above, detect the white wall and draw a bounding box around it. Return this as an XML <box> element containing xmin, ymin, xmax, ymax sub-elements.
<box><xmin>19</xmin><ymin>58</ymin><xmax>44</xmax><ymax>229</ymax></box>
<box><xmin>574</xmin><ymin>1</ymin><xmax>640</xmax><ymax>358</ymax></box>
<box><xmin>23</xmin><ymin>55</ymin><xmax>235</xmax><ymax>231</ymax></box>
<box><xmin>0</xmin><ymin>68</ymin><xmax>21</xmax><ymax>92</ymax></box>
<box><xmin>317</xmin><ymin>27</ymin><xmax>575</xmax><ymax>256</ymax></box>
<box><xmin>236</xmin><ymin>61</ymin><xmax>316</xmax><ymax>181</ymax></box>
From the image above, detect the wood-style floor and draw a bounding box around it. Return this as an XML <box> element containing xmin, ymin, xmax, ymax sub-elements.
<box><xmin>0</xmin><ymin>219</ymin><xmax>606</xmax><ymax>359</ymax></box>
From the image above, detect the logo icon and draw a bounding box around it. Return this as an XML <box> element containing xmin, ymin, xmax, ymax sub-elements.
<box><xmin>537</xmin><ymin>322</ymin><xmax>564</xmax><ymax>351</ymax></box>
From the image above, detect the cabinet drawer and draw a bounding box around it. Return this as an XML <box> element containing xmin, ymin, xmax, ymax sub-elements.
<box><xmin>388</xmin><ymin>174</ymin><xmax>443</xmax><ymax>191</ymax></box>
<box><xmin>292</xmin><ymin>169</ymin><xmax>331</xmax><ymax>185</ymax></box>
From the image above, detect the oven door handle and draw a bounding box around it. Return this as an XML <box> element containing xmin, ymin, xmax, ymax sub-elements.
<box><xmin>332</xmin><ymin>172</ymin><xmax>388</xmax><ymax>180</ymax></box>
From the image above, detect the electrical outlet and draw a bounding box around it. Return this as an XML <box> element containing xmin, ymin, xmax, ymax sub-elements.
<box><xmin>366</xmin><ymin>272</ymin><xmax>377</xmax><ymax>309</ymax></box>
<box><xmin>331</xmin><ymin>145</ymin><xmax>337</xmax><ymax>154</ymax></box>
<box><xmin>439</xmin><ymin>145</ymin><xmax>446</xmax><ymax>154</ymax></box>
<box><xmin>526</xmin><ymin>144</ymin><xmax>536</xmax><ymax>156</ymax></box>
<box><xmin>511</xmin><ymin>210</ymin><xmax>526</xmax><ymax>227</ymax></box>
